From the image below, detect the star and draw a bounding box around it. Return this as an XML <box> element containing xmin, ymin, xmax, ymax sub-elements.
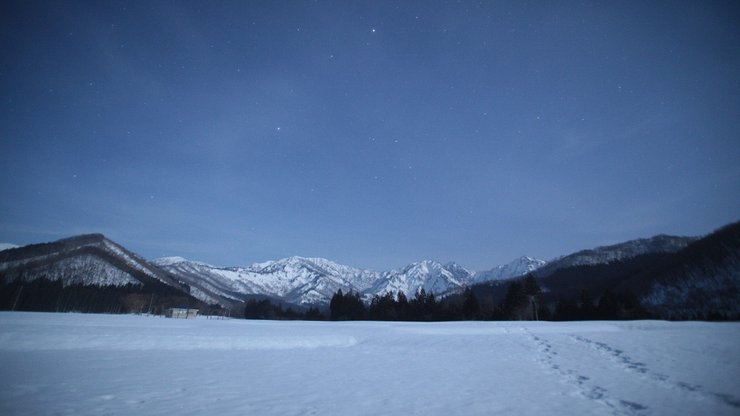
<box><xmin>371</xmin><ymin>28</ymin><xmax>376</xmax><ymax>33</ymax></box>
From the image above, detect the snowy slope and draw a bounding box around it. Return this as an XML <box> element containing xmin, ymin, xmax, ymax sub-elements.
<box><xmin>156</xmin><ymin>257</ymin><xmax>482</xmax><ymax>306</ymax></box>
<box><xmin>368</xmin><ymin>260</ymin><xmax>474</xmax><ymax>298</ymax></box>
<box><xmin>151</xmin><ymin>229</ymin><xmax>731</xmax><ymax>314</ymax></box>
<box><xmin>3</xmin><ymin>231</ymin><xmax>709</xmax><ymax>309</ymax></box>
<box><xmin>636</xmin><ymin>222</ymin><xmax>740</xmax><ymax>319</ymax></box>
<box><xmin>157</xmin><ymin>253</ymin><xmax>551</xmax><ymax>306</ymax></box>
<box><xmin>1</xmin><ymin>312</ymin><xmax>739</xmax><ymax>416</ymax></box>
<box><xmin>157</xmin><ymin>235</ymin><xmax>699</xmax><ymax>307</ymax></box>
<box><xmin>0</xmin><ymin>234</ymin><xmax>181</xmax><ymax>289</ymax></box>
<box><xmin>536</xmin><ymin>235</ymin><xmax>697</xmax><ymax>277</ymax></box>
<box><xmin>153</xmin><ymin>256</ymin><xmax>382</xmax><ymax>306</ymax></box>
<box><xmin>473</xmin><ymin>256</ymin><xmax>547</xmax><ymax>283</ymax></box>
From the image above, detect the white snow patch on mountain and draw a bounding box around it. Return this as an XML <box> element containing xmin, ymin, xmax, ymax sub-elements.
<box><xmin>152</xmin><ymin>256</ymin><xmax>189</xmax><ymax>266</ymax></box>
<box><xmin>0</xmin><ymin>243</ymin><xmax>18</xmax><ymax>252</ymax></box>
<box><xmin>369</xmin><ymin>260</ymin><xmax>475</xmax><ymax>297</ymax></box>
<box><xmin>473</xmin><ymin>256</ymin><xmax>547</xmax><ymax>283</ymax></box>
<box><xmin>0</xmin><ymin>235</ymin><xmax>175</xmax><ymax>288</ymax></box>
<box><xmin>10</xmin><ymin>255</ymin><xmax>142</xmax><ymax>287</ymax></box>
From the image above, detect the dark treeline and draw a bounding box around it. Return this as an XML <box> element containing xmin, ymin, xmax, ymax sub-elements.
<box><xmin>334</xmin><ymin>288</ymin><xmax>440</xmax><ymax>321</ymax></box>
<box><xmin>552</xmin><ymin>289</ymin><xmax>649</xmax><ymax>321</ymax></box>
<box><xmin>243</xmin><ymin>274</ymin><xmax>655</xmax><ymax>321</ymax></box>
<box><xmin>243</xmin><ymin>298</ymin><xmax>325</xmax><ymax>320</ymax></box>
<box><xmin>0</xmin><ymin>278</ymin><xmax>218</xmax><ymax>315</ymax></box>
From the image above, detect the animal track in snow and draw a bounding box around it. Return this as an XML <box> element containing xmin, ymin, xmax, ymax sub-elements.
<box><xmin>527</xmin><ymin>330</ymin><xmax>649</xmax><ymax>416</ymax></box>
<box><xmin>570</xmin><ymin>335</ymin><xmax>740</xmax><ymax>411</ymax></box>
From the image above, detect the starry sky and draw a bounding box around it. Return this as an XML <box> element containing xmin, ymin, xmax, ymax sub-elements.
<box><xmin>1</xmin><ymin>1</ymin><xmax>739</xmax><ymax>271</ymax></box>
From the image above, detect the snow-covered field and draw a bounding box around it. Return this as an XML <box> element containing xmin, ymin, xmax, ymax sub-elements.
<box><xmin>0</xmin><ymin>313</ymin><xmax>738</xmax><ymax>415</ymax></box>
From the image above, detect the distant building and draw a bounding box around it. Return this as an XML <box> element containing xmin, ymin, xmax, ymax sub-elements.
<box><xmin>165</xmin><ymin>307</ymin><xmax>199</xmax><ymax>319</ymax></box>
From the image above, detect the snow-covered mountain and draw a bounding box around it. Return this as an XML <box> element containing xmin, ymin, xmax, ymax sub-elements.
<box><xmin>0</xmin><ymin>234</ymin><xmax>180</xmax><ymax>288</ymax></box>
<box><xmin>473</xmin><ymin>256</ymin><xmax>547</xmax><ymax>283</ymax></box>
<box><xmin>153</xmin><ymin>234</ymin><xmax>702</xmax><ymax>308</ymax></box>
<box><xmin>153</xmin><ymin>256</ymin><xmax>382</xmax><ymax>306</ymax></box>
<box><xmin>2</xmin><ymin>233</ymin><xmax>545</xmax><ymax>307</ymax></box>
<box><xmin>368</xmin><ymin>260</ymin><xmax>474</xmax><ymax>299</ymax></box>
<box><xmin>0</xmin><ymin>234</ymin><xmax>212</xmax><ymax>314</ymax></box>
<box><xmin>534</xmin><ymin>235</ymin><xmax>697</xmax><ymax>278</ymax></box>
<box><xmin>3</xmin><ymin>229</ymin><xmax>717</xmax><ymax>311</ymax></box>
<box><xmin>636</xmin><ymin>222</ymin><xmax>740</xmax><ymax>319</ymax></box>
<box><xmin>155</xmin><ymin>254</ymin><xmax>548</xmax><ymax>306</ymax></box>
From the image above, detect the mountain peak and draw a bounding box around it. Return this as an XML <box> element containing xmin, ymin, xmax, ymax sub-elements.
<box><xmin>473</xmin><ymin>256</ymin><xmax>547</xmax><ymax>283</ymax></box>
<box><xmin>249</xmin><ymin>255</ymin><xmax>343</xmax><ymax>271</ymax></box>
<box><xmin>59</xmin><ymin>233</ymin><xmax>107</xmax><ymax>244</ymax></box>
<box><xmin>152</xmin><ymin>256</ymin><xmax>191</xmax><ymax>266</ymax></box>
<box><xmin>408</xmin><ymin>259</ymin><xmax>442</xmax><ymax>268</ymax></box>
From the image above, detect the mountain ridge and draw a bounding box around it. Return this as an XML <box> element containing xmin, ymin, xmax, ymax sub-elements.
<box><xmin>468</xmin><ymin>222</ymin><xmax>739</xmax><ymax>320</ymax></box>
<box><xmin>1</xmin><ymin>228</ymin><xmax>717</xmax><ymax>310</ymax></box>
<box><xmin>152</xmin><ymin>254</ymin><xmax>554</xmax><ymax>306</ymax></box>
<box><xmin>0</xmin><ymin>233</ymin><xmax>211</xmax><ymax>314</ymax></box>
<box><xmin>533</xmin><ymin>234</ymin><xmax>698</xmax><ymax>278</ymax></box>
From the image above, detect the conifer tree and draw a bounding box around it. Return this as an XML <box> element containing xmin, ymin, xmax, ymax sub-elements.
<box><xmin>329</xmin><ymin>289</ymin><xmax>345</xmax><ymax>320</ymax></box>
<box><xmin>597</xmin><ymin>289</ymin><xmax>620</xmax><ymax>319</ymax></box>
<box><xmin>522</xmin><ymin>273</ymin><xmax>543</xmax><ymax>320</ymax></box>
<box><xmin>462</xmin><ymin>288</ymin><xmax>480</xmax><ymax>320</ymax></box>
<box><xmin>554</xmin><ymin>298</ymin><xmax>579</xmax><ymax>321</ymax></box>
<box><xmin>578</xmin><ymin>289</ymin><xmax>596</xmax><ymax>320</ymax></box>
<box><xmin>396</xmin><ymin>290</ymin><xmax>408</xmax><ymax>320</ymax></box>
<box><xmin>501</xmin><ymin>281</ymin><xmax>527</xmax><ymax>320</ymax></box>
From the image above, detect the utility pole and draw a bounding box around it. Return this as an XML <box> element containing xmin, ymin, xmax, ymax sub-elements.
<box><xmin>11</xmin><ymin>286</ymin><xmax>23</xmax><ymax>311</ymax></box>
<box><xmin>147</xmin><ymin>293</ymin><xmax>155</xmax><ymax>315</ymax></box>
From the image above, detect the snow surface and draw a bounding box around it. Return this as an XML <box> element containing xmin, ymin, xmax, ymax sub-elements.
<box><xmin>0</xmin><ymin>313</ymin><xmax>738</xmax><ymax>416</ymax></box>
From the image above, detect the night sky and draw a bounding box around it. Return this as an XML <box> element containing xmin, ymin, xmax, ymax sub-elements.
<box><xmin>1</xmin><ymin>1</ymin><xmax>739</xmax><ymax>270</ymax></box>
